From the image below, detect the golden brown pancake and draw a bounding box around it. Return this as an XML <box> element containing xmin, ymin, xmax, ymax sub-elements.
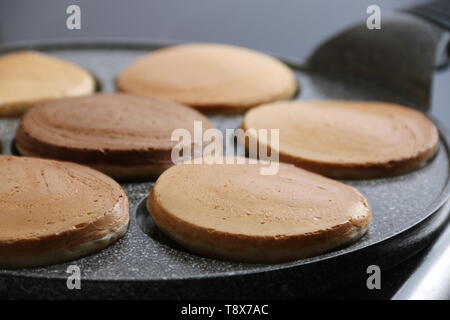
<box><xmin>242</xmin><ymin>101</ymin><xmax>439</xmax><ymax>179</ymax></box>
<box><xmin>0</xmin><ymin>51</ymin><xmax>95</xmax><ymax>117</ymax></box>
<box><xmin>15</xmin><ymin>93</ymin><xmax>214</xmax><ymax>181</ymax></box>
<box><xmin>148</xmin><ymin>159</ymin><xmax>371</xmax><ymax>263</ymax></box>
<box><xmin>117</xmin><ymin>43</ymin><xmax>298</xmax><ymax>113</ymax></box>
<box><xmin>0</xmin><ymin>156</ymin><xmax>129</xmax><ymax>268</ymax></box>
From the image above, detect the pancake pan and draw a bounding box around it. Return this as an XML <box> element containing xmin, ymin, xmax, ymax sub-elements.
<box><xmin>0</xmin><ymin>41</ymin><xmax>449</xmax><ymax>299</ymax></box>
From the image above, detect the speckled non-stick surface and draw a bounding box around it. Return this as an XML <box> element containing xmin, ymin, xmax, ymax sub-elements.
<box><xmin>0</xmin><ymin>42</ymin><xmax>449</xmax><ymax>298</ymax></box>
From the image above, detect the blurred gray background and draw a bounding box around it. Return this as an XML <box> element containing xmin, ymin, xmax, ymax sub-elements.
<box><xmin>0</xmin><ymin>0</ymin><xmax>430</xmax><ymax>59</ymax></box>
<box><xmin>0</xmin><ymin>0</ymin><xmax>448</xmax><ymax>121</ymax></box>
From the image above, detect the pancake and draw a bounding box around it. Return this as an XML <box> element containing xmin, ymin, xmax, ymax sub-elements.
<box><xmin>15</xmin><ymin>93</ymin><xmax>214</xmax><ymax>181</ymax></box>
<box><xmin>0</xmin><ymin>156</ymin><xmax>129</xmax><ymax>268</ymax></box>
<box><xmin>0</xmin><ymin>51</ymin><xmax>95</xmax><ymax>117</ymax></box>
<box><xmin>148</xmin><ymin>159</ymin><xmax>371</xmax><ymax>263</ymax></box>
<box><xmin>116</xmin><ymin>43</ymin><xmax>298</xmax><ymax>113</ymax></box>
<box><xmin>242</xmin><ymin>101</ymin><xmax>439</xmax><ymax>179</ymax></box>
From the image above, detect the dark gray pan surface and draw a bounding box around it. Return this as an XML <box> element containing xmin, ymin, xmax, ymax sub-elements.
<box><xmin>0</xmin><ymin>42</ymin><xmax>449</xmax><ymax>298</ymax></box>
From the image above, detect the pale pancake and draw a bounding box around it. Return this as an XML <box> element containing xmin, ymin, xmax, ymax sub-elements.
<box><xmin>117</xmin><ymin>43</ymin><xmax>298</xmax><ymax>112</ymax></box>
<box><xmin>242</xmin><ymin>101</ymin><xmax>439</xmax><ymax>179</ymax></box>
<box><xmin>0</xmin><ymin>51</ymin><xmax>95</xmax><ymax>117</ymax></box>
